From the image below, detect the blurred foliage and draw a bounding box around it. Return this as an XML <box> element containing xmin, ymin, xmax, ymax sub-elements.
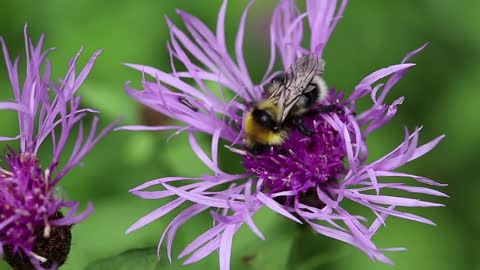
<box><xmin>0</xmin><ymin>0</ymin><xmax>478</xmax><ymax>269</ymax></box>
<box><xmin>84</xmin><ymin>247</ymin><xmax>163</xmax><ymax>270</ymax></box>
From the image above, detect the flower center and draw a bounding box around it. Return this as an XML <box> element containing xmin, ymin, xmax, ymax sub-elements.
<box><xmin>0</xmin><ymin>151</ymin><xmax>54</xmax><ymax>252</ymax></box>
<box><xmin>1</xmin><ymin>150</ymin><xmax>74</xmax><ymax>268</ymax></box>
<box><xmin>242</xmin><ymin>106</ymin><xmax>348</xmax><ymax>195</ymax></box>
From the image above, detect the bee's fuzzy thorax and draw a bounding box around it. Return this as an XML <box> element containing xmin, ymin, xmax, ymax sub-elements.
<box><xmin>254</xmin><ymin>100</ymin><xmax>280</xmax><ymax>119</ymax></box>
<box><xmin>312</xmin><ymin>75</ymin><xmax>329</xmax><ymax>103</ymax></box>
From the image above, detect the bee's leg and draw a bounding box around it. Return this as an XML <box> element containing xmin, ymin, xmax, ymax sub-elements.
<box><xmin>319</xmin><ymin>104</ymin><xmax>340</xmax><ymax>113</ymax></box>
<box><xmin>303</xmin><ymin>106</ymin><xmax>334</xmax><ymax>117</ymax></box>
<box><xmin>304</xmin><ymin>104</ymin><xmax>345</xmax><ymax>117</ymax></box>
<box><xmin>290</xmin><ymin>117</ymin><xmax>313</xmax><ymax>136</ymax></box>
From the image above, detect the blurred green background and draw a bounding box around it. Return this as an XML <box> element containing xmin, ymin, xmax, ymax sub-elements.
<box><xmin>0</xmin><ymin>0</ymin><xmax>478</xmax><ymax>269</ymax></box>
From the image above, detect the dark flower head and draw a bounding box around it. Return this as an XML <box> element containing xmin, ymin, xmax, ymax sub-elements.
<box><xmin>121</xmin><ymin>0</ymin><xmax>447</xmax><ymax>268</ymax></box>
<box><xmin>0</xmin><ymin>26</ymin><xmax>117</xmax><ymax>269</ymax></box>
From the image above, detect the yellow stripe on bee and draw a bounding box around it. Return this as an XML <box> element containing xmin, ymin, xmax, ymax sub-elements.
<box><xmin>256</xmin><ymin>100</ymin><xmax>280</xmax><ymax>120</ymax></box>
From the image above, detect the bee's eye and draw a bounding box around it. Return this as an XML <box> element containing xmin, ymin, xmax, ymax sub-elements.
<box><xmin>254</xmin><ymin>110</ymin><xmax>273</xmax><ymax>124</ymax></box>
<box><xmin>252</xmin><ymin>109</ymin><xmax>278</xmax><ymax>131</ymax></box>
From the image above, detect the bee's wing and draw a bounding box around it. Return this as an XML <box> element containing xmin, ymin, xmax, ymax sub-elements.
<box><xmin>266</xmin><ymin>54</ymin><xmax>325</xmax><ymax>122</ymax></box>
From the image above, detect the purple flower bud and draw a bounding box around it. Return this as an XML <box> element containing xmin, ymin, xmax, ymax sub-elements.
<box><xmin>0</xmin><ymin>26</ymin><xmax>118</xmax><ymax>269</ymax></box>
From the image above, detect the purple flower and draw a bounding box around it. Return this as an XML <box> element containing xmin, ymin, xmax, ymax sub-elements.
<box><xmin>121</xmin><ymin>0</ymin><xmax>447</xmax><ymax>268</ymax></box>
<box><xmin>0</xmin><ymin>27</ymin><xmax>117</xmax><ymax>269</ymax></box>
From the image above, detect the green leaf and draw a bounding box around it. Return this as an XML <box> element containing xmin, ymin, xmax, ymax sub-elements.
<box><xmin>0</xmin><ymin>260</ymin><xmax>12</xmax><ymax>270</ymax></box>
<box><xmin>85</xmin><ymin>247</ymin><xmax>162</xmax><ymax>270</ymax></box>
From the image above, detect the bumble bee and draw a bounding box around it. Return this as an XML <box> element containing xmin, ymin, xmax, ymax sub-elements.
<box><xmin>244</xmin><ymin>54</ymin><xmax>337</xmax><ymax>152</ymax></box>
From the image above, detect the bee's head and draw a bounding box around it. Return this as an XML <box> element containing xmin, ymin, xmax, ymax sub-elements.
<box><xmin>252</xmin><ymin>108</ymin><xmax>280</xmax><ymax>131</ymax></box>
